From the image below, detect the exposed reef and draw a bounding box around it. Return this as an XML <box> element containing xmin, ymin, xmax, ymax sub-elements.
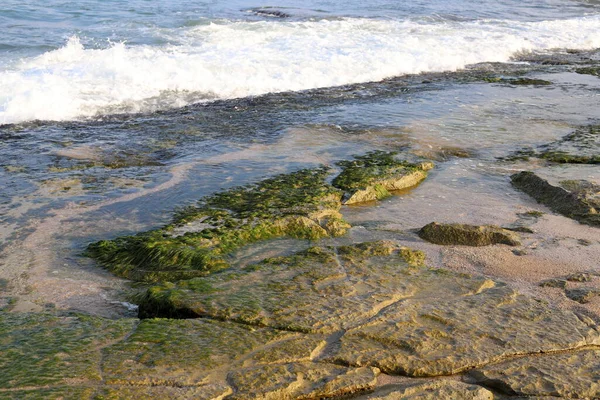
<box><xmin>332</xmin><ymin>151</ymin><xmax>433</xmax><ymax>205</ymax></box>
<box><xmin>86</xmin><ymin>167</ymin><xmax>350</xmax><ymax>282</ymax></box>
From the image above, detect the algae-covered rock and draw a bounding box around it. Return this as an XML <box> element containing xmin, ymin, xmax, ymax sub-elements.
<box><xmin>332</xmin><ymin>151</ymin><xmax>433</xmax><ymax>205</ymax></box>
<box><xmin>504</xmin><ymin>125</ymin><xmax>600</xmax><ymax>164</ymax></box>
<box><xmin>483</xmin><ymin>77</ymin><xmax>552</xmax><ymax>85</ymax></box>
<box><xmin>576</xmin><ymin>66</ymin><xmax>600</xmax><ymax>77</ymax></box>
<box><xmin>0</xmin><ymin>312</ymin><xmax>136</xmax><ymax>389</ymax></box>
<box><xmin>138</xmin><ymin>241</ymin><xmax>424</xmax><ymax>329</ymax></box>
<box><xmin>565</xmin><ymin>287</ymin><xmax>600</xmax><ymax>304</ymax></box>
<box><xmin>102</xmin><ymin>318</ymin><xmax>281</xmax><ymax>386</ymax></box>
<box><xmin>86</xmin><ymin>167</ymin><xmax>350</xmax><ymax>282</ymax></box>
<box><xmin>539</xmin><ymin>279</ymin><xmax>568</xmax><ymax>289</ymax></box>
<box><xmin>138</xmin><ymin>241</ymin><xmax>599</xmax><ymax>378</ymax></box>
<box><xmin>471</xmin><ymin>349</ymin><xmax>600</xmax><ymax>398</ymax></box>
<box><xmin>511</xmin><ymin>171</ymin><xmax>600</xmax><ymax>227</ymax></box>
<box><xmin>358</xmin><ymin>380</ymin><xmax>494</xmax><ymax>400</ymax></box>
<box><xmin>418</xmin><ymin>222</ymin><xmax>521</xmax><ymax>246</ymax></box>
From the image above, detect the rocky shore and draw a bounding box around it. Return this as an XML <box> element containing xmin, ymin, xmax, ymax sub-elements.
<box><xmin>1</xmin><ymin>123</ymin><xmax>599</xmax><ymax>400</ymax></box>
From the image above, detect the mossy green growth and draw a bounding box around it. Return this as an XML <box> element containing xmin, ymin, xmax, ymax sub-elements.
<box><xmin>502</xmin><ymin>125</ymin><xmax>599</xmax><ymax>165</ymax></box>
<box><xmin>483</xmin><ymin>77</ymin><xmax>552</xmax><ymax>85</ymax></box>
<box><xmin>332</xmin><ymin>151</ymin><xmax>433</xmax><ymax>204</ymax></box>
<box><xmin>575</xmin><ymin>67</ymin><xmax>600</xmax><ymax>77</ymax></box>
<box><xmin>86</xmin><ymin>167</ymin><xmax>350</xmax><ymax>282</ymax></box>
<box><xmin>0</xmin><ymin>312</ymin><xmax>136</xmax><ymax>389</ymax></box>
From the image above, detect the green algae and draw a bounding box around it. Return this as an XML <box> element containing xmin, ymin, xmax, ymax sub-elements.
<box><xmin>86</xmin><ymin>167</ymin><xmax>349</xmax><ymax>283</ymax></box>
<box><xmin>575</xmin><ymin>67</ymin><xmax>600</xmax><ymax>77</ymax></box>
<box><xmin>102</xmin><ymin>318</ymin><xmax>280</xmax><ymax>387</ymax></box>
<box><xmin>0</xmin><ymin>312</ymin><xmax>136</xmax><ymax>389</ymax></box>
<box><xmin>332</xmin><ymin>151</ymin><xmax>432</xmax><ymax>204</ymax></box>
<box><xmin>483</xmin><ymin>77</ymin><xmax>552</xmax><ymax>85</ymax></box>
<box><xmin>502</xmin><ymin>125</ymin><xmax>599</xmax><ymax>164</ymax></box>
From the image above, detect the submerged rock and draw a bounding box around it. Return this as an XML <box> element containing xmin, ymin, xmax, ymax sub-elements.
<box><xmin>418</xmin><ymin>222</ymin><xmax>521</xmax><ymax>246</ymax></box>
<box><xmin>86</xmin><ymin>167</ymin><xmax>350</xmax><ymax>282</ymax></box>
<box><xmin>138</xmin><ymin>241</ymin><xmax>599</xmax><ymax>377</ymax></box>
<box><xmin>511</xmin><ymin>171</ymin><xmax>600</xmax><ymax>227</ymax></box>
<box><xmin>332</xmin><ymin>151</ymin><xmax>433</xmax><ymax>205</ymax></box>
<box><xmin>503</xmin><ymin>125</ymin><xmax>600</xmax><ymax>164</ymax></box>
<box><xmin>471</xmin><ymin>349</ymin><xmax>600</xmax><ymax>398</ymax></box>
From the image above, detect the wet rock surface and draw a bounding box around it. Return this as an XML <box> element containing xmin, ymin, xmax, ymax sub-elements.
<box><xmin>85</xmin><ymin>167</ymin><xmax>350</xmax><ymax>283</ymax></box>
<box><xmin>357</xmin><ymin>380</ymin><xmax>494</xmax><ymax>400</ymax></box>
<box><xmin>471</xmin><ymin>349</ymin><xmax>600</xmax><ymax>398</ymax></box>
<box><xmin>332</xmin><ymin>151</ymin><xmax>433</xmax><ymax>205</ymax></box>
<box><xmin>418</xmin><ymin>222</ymin><xmax>521</xmax><ymax>246</ymax></box>
<box><xmin>511</xmin><ymin>171</ymin><xmax>600</xmax><ymax>227</ymax></box>
<box><xmin>139</xmin><ymin>241</ymin><xmax>599</xmax><ymax>378</ymax></box>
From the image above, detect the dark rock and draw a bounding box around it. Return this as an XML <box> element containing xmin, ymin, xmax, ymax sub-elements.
<box><xmin>510</xmin><ymin>171</ymin><xmax>600</xmax><ymax>227</ymax></box>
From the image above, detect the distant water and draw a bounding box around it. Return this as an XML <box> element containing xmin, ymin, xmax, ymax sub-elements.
<box><xmin>1</xmin><ymin>0</ymin><xmax>600</xmax><ymax>124</ymax></box>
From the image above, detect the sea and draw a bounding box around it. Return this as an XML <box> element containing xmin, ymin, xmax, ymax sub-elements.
<box><xmin>0</xmin><ymin>0</ymin><xmax>599</xmax><ymax>315</ymax></box>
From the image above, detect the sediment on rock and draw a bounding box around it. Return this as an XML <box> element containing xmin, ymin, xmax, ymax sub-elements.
<box><xmin>332</xmin><ymin>151</ymin><xmax>433</xmax><ymax>205</ymax></box>
<box><xmin>85</xmin><ymin>167</ymin><xmax>350</xmax><ymax>282</ymax></box>
<box><xmin>510</xmin><ymin>171</ymin><xmax>600</xmax><ymax>227</ymax></box>
<box><xmin>137</xmin><ymin>241</ymin><xmax>599</xmax><ymax>378</ymax></box>
<box><xmin>356</xmin><ymin>380</ymin><xmax>494</xmax><ymax>400</ymax></box>
<box><xmin>417</xmin><ymin>222</ymin><xmax>521</xmax><ymax>246</ymax></box>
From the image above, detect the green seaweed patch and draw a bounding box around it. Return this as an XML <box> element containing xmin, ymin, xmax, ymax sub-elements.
<box><xmin>332</xmin><ymin>151</ymin><xmax>433</xmax><ymax>204</ymax></box>
<box><xmin>0</xmin><ymin>313</ymin><xmax>136</xmax><ymax>389</ymax></box>
<box><xmin>483</xmin><ymin>77</ymin><xmax>552</xmax><ymax>85</ymax></box>
<box><xmin>575</xmin><ymin>67</ymin><xmax>600</xmax><ymax>77</ymax></box>
<box><xmin>501</xmin><ymin>125</ymin><xmax>599</xmax><ymax>164</ymax></box>
<box><xmin>86</xmin><ymin>167</ymin><xmax>350</xmax><ymax>282</ymax></box>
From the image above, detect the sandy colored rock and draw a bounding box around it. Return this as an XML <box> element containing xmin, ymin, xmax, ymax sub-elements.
<box><xmin>332</xmin><ymin>151</ymin><xmax>433</xmax><ymax>205</ymax></box>
<box><xmin>138</xmin><ymin>241</ymin><xmax>599</xmax><ymax>377</ymax></box>
<box><xmin>418</xmin><ymin>222</ymin><xmax>521</xmax><ymax>246</ymax></box>
<box><xmin>471</xmin><ymin>349</ymin><xmax>600</xmax><ymax>398</ymax></box>
<box><xmin>358</xmin><ymin>380</ymin><xmax>494</xmax><ymax>400</ymax></box>
<box><xmin>228</xmin><ymin>363</ymin><xmax>378</xmax><ymax>400</ymax></box>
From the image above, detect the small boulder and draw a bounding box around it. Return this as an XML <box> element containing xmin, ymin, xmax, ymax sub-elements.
<box><xmin>418</xmin><ymin>222</ymin><xmax>521</xmax><ymax>246</ymax></box>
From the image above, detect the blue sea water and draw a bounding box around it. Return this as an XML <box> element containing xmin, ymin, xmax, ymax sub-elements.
<box><xmin>1</xmin><ymin>0</ymin><xmax>600</xmax><ymax>123</ymax></box>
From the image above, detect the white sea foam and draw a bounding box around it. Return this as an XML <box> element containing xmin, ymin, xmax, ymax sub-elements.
<box><xmin>1</xmin><ymin>15</ymin><xmax>600</xmax><ymax>124</ymax></box>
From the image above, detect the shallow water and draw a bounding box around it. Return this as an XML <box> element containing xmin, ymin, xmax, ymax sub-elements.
<box><xmin>0</xmin><ymin>0</ymin><xmax>599</xmax><ymax>316</ymax></box>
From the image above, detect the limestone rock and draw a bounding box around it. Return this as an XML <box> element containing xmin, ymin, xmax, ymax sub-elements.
<box><xmin>332</xmin><ymin>151</ymin><xmax>433</xmax><ymax>205</ymax></box>
<box><xmin>418</xmin><ymin>222</ymin><xmax>521</xmax><ymax>246</ymax></box>
<box><xmin>138</xmin><ymin>241</ymin><xmax>599</xmax><ymax>377</ymax></box>
<box><xmin>471</xmin><ymin>350</ymin><xmax>600</xmax><ymax>398</ymax></box>
<box><xmin>358</xmin><ymin>380</ymin><xmax>494</xmax><ymax>400</ymax></box>
<box><xmin>511</xmin><ymin>171</ymin><xmax>600</xmax><ymax>227</ymax></box>
<box><xmin>228</xmin><ymin>363</ymin><xmax>378</xmax><ymax>400</ymax></box>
